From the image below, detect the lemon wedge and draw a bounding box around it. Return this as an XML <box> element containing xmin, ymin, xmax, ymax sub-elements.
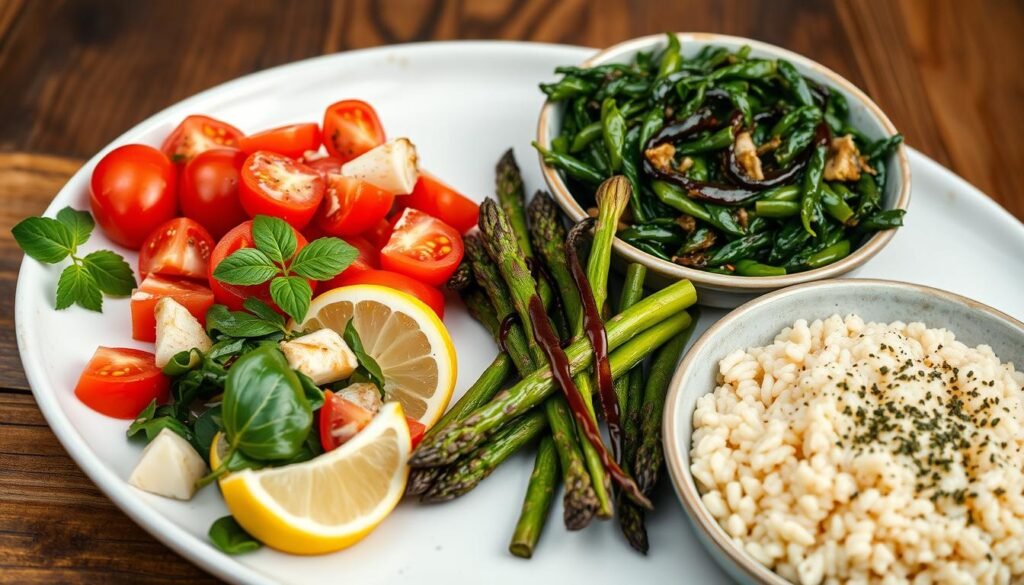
<box><xmin>218</xmin><ymin>402</ymin><xmax>411</xmax><ymax>554</ymax></box>
<box><xmin>295</xmin><ymin>284</ymin><xmax>456</xmax><ymax>427</ymax></box>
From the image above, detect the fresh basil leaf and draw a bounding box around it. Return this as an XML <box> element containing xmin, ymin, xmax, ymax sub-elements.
<box><xmin>209</xmin><ymin>516</ymin><xmax>261</xmax><ymax>555</ymax></box>
<box><xmin>11</xmin><ymin>216</ymin><xmax>75</xmax><ymax>263</ymax></box>
<box><xmin>243</xmin><ymin>297</ymin><xmax>285</xmax><ymax>327</ymax></box>
<box><xmin>206</xmin><ymin>304</ymin><xmax>284</xmax><ymax>338</ymax></box>
<box><xmin>294</xmin><ymin>370</ymin><xmax>324</xmax><ymax>411</ymax></box>
<box><xmin>212</xmin><ymin>248</ymin><xmax>278</xmax><ymax>285</ymax></box>
<box><xmin>343</xmin><ymin>320</ymin><xmax>386</xmax><ymax>392</ymax></box>
<box><xmin>221</xmin><ymin>346</ymin><xmax>312</xmax><ymax>461</ymax></box>
<box><xmin>162</xmin><ymin>348</ymin><xmax>203</xmax><ymax>376</ymax></box>
<box><xmin>82</xmin><ymin>250</ymin><xmax>136</xmax><ymax>295</ymax></box>
<box><xmin>269</xmin><ymin>276</ymin><xmax>312</xmax><ymax>324</ymax></box>
<box><xmin>252</xmin><ymin>215</ymin><xmax>297</xmax><ymax>265</ymax></box>
<box><xmin>56</xmin><ymin>207</ymin><xmax>95</xmax><ymax>246</ymax></box>
<box><xmin>206</xmin><ymin>336</ymin><xmax>250</xmax><ymax>361</ymax></box>
<box><xmin>192</xmin><ymin>404</ymin><xmax>223</xmax><ymax>462</ymax></box>
<box><xmin>55</xmin><ymin>263</ymin><xmax>102</xmax><ymax>311</ymax></box>
<box><xmin>127</xmin><ymin>399</ymin><xmax>193</xmax><ymax>443</ymax></box>
<box><xmin>289</xmin><ymin>237</ymin><xmax>358</xmax><ymax>281</ymax></box>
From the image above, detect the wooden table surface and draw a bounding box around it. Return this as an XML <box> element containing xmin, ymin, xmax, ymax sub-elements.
<box><xmin>1</xmin><ymin>1</ymin><xmax>1022</xmax><ymax>582</ymax></box>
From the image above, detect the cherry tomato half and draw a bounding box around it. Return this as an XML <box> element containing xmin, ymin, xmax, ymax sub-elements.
<box><xmin>138</xmin><ymin>218</ymin><xmax>214</xmax><ymax>280</ymax></box>
<box><xmin>161</xmin><ymin>115</ymin><xmax>244</xmax><ymax>163</ymax></box>
<box><xmin>321</xmin><ymin>236</ymin><xmax>379</xmax><ymax>288</ymax></box>
<box><xmin>401</xmin><ymin>173</ymin><xmax>480</xmax><ymax>233</ymax></box>
<box><xmin>131</xmin><ymin>274</ymin><xmax>215</xmax><ymax>342</ymax></box>
<box><xmin>208</xmin><ymin>220</ymin><xmax>312</xmax><ymax>312</ymax></box>
<box><xmin>239</xmin><ymin>123</ymin><xmax>322</xmax><ymax>159</ymax></box>
<box><xmin>380</xmin><ymin>208</ymin><xmax>464</xmax><ymax>286</ymax></box>
<box><xmin>322</xmin><ymin>100</ymin><xmax>385</xmax><ymax>163</ymax></box>
<box><xmin>319</xmin><ymin>391</ymin><xmax>426</xmax><ymax>451</ymax></box>
<box><xmin>75</xmin><ymin>347</ymin><xmax>170</xmax><ymax>419</ymax></box>
<box><xmin>314</xmin><ymin>174</ymin><xmax>394</xmax><ymax>237</ymax></box>
<box><xmin>406</xmin><ymin>418</ymin><xmax>426</xmax><ymax>449</ymax></box>
<box><xmin>180</xmin><ymin>147</ymin><xmax>249</xmax><ymax>238</ymax></box>
<box><xmin>332</xmin><ymin>269</ymin><xmax>444</xmax><ymax>319</ymax></box>
<box><xmin>304</xmin><ymin>155</ymin><xmax>343</xmax><ymax>179</ymax></box>
<box><xmin>239</xmin><ymin>151</ymin><xmax>324</xmax><ymax>229</ymax></box>
<box><xmin>89</xmin><ymin>144</ymin><xmax>178</xmax><ymax>249</ymax></box>
<box><xmin>364</xmin><ymin>216</ymin><xmax>397</xmax><ymax>250</ymax></box>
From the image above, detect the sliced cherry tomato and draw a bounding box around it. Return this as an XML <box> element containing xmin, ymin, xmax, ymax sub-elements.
<box><xmin>161</xmin><ymin>115</ymin><xmax>244</xmax><ymax>163</ymax></box>
<box><xmin>364</xmin><ymin>216</ymin><xmax>396</xmax><ymax>249</ymax></box>
<box><xmin>138</xmin><ymin>218</ymin><xmax>214</xmax><ymax>280</ymax></box>
<box><xmin>239</xmin><ymin>151</ymin><xmax>324</xmax><ymax>229</ymax></box>
<box><xmin>75</xmin><ymin>347</ymin><xmax>170</xmax><ymax>419</ymax></box>
<box><xmin>333</xmin><ymin>269</ymin><xmax>444</xmax><ymax>319</ymax></box>
<box><xmin>321</xmin><ymin>236</ymin><xmax>379</xmax><ymax>289</ymax></box>
<box><xmin>322</xmin><ymin>100</ymin><xmax>385</xmax><ymax>163</ymax></box>
<box><xmin>380</xmin><ymin>208</ymin><xmax>464</xmax><ymax>286</ymax></box>
<box><xmin>402</xmin><ymin>173</ymin><xmax>480</xmax><ymax>233</ymax></box>
<box><xmin>239</xmin><ymin>123</ymin><xmax>321</xmax><ymax>159</ymax></box>
<box><xmin>319</xmin><ymin>390</ymin><xmax>375</xmax><ymax>451</ymax></box>
<box><xmin>304</xmin><ymin>155</ymin><xmax>343</xmax><ymax>179</ymax></box>
<box><xmin>89</xmin><ymin>144</ymin><xmax>178</xmax><ymax>249</ymax></box>
<box><xmin>406</xmin><ymin>417</ymin><xmax>426</xmax><ymax>449</ymax></box>
<box><xmin>131</xmin><ymin>274</ymin><xmax>215</xmax><ymax>342</ymax></box>
<box><xmin>314</xmin><ymin>174</ymin><xmax>394</xmax><ymax>237</ymax></box>
<box><xmin>180</xmin><ymin>148</ymin><xmax>248</xmax><ymax>238</ymax></box>
<box><xmin>209</xmin><ymin>220</ymin><xmax>312</xmax><ymax>312</ymax></box>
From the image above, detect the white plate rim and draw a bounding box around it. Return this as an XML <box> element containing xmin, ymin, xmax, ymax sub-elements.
<box><xmin>13</xmin><ymin>40</ymin><xmax>1024</xmax><ymax>585</ymax></box>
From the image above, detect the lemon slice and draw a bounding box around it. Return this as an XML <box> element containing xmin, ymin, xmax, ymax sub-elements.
<box><xmin>295</xmin><ymin>284</ymin><xmax>456</xmax><ymax>427</ymax></box>
<box><xmin>219</xmin><ymin>402</ymin><xmax>411</xmax><ymax>554</ymax></box>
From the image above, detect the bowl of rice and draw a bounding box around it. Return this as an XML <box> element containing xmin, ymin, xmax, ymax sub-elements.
<box><xmin>662</xmin><ymin>279</ymin><xmax>1024</xmax><ymax>585</ymax></box>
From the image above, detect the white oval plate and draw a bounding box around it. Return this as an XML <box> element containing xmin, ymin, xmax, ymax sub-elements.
<box><xmin>15</xmin><ymin>42</ymin><xmax>1024</xmax><ymax>585</ymax></box>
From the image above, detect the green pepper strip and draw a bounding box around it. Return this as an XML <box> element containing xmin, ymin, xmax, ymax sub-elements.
<box><xmin>755</xmin><ymin>200</ymin><xmax>799</xmax><ymax>218</ymax></box>
<box><xmin>533</xmin><ymin>142</ymin><xmax>604</xmax><ymax>185</ymax></box>
<box><xmin>777</xmin><ymin>60</ymin><xmax>814</xmax><ymax>107</ymax></box>
<box><xmin>800</xmin><ymin>141</ymin><xmax>828</xmax><ymax>237</ymax></box>
<box><xmin>677</xmin><ymin>126</ymin><xmax>734</xmax><ymax>155</ymax></box>
<box><xmin>651</xmin><ymin>180</ymin><xmax>744</xmax><ymax>237</ymax></box>
<box><xmin>657</xmin><ymin>33</ymin><xmax>683</xmax><ymax>79</ymax></box>
<box><xmin>806</xmin><ymin>240</ymin><xmax>851</xmax><ymax>269</ymax></box>
<box><xmin>601</xmin><ymin>98</ymin><xmax>627</xmax><ymax>172</ymax></box>
<box><xmin>735</xmin><ymin>259</ymin><xmax>787</xmax><ymax>277</ymax></box>
<box><xmin>820</xmin><ymin>183</ymin><xmax>855</xmax><ymax>225</ymax></box>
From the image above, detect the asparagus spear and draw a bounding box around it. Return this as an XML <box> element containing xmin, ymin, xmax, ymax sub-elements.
<box><xmin>422</xmin><ymin>410</ymin><xmax>547</xmax><ymax>502</ymax></box>
<box><xmin>509</xmin><ymin>436</ymin><xmax>559</xmax><ymax>558</ymax></box>
<box><xmin>446</xmin><ymin>261</ymin><xmax>474</xmax><ymax>291</ymax></box>
<box><xmin>473</xmin><ymin>200</ymin><xmax>598</xmax><ymax>528</ymax></box>
<box><xmin>614</xmin><ymin>263</ymin><xmax>650</xmax><ymax>553</ymax></box>
<box><xmin>634</xmin><ymin>318</ymin><xmax>698</xmax><ymax>497</ymax></box>
<box><xmin>406</xmin><ymin>289</ymin><xmax>513</xmax><ymax>496</ymax></box>
<box><xmin>496</xmin><ymin>149</ymin><xmax>534</xmax><ymax>258</ymax></box>
<box><xmin>410</xmin><ymin>281</ymin><xmax>697</xmax><ymax>466</ymax></box>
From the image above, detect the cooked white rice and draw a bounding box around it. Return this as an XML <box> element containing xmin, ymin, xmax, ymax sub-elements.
<box><xmin>690</xmin><ymin>315</ymin><xmax>1024</xmax><ymax>585</ymax></box>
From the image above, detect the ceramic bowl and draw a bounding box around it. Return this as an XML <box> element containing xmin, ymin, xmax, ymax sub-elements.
<box><xmin>661</xmin><ymin>279</ymin><xmax>1024</xmax><ymax>584</ymax></box>
<box><xmin>536</xmin><ymin>33</ymin><xmax>912</xmax><ymax>308</ymax></box>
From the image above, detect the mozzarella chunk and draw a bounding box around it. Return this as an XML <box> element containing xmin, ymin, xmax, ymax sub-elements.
<box><xmin>128</xmin><ymin>429</ymin><xmax>208</xmax><ymax>500</ymax></box>
<box><xmin>279</xmin><ymin>328</ymin><xmax>358</xmax><ymax>385</ymax></box>
<box><xmin>338</xmin><ymin>383</ymin><xmax>383</xmax><ymax>415</ymax></box>
<box><xmin>340</xmin><ymin>138</ymin><xmax>419</xmax><ymax>195</ymax></box>
<box><xmin>154</xmin><ymin>297</ymin><xmax>212</xmax><ymax>368</ymax></box>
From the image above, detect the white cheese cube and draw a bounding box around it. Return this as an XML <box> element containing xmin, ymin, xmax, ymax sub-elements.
<box><xmin>128</xmin><ymin>428</ymin><xmax>208</xmax><ymax>500</ymax></box>
<box><xmin>279</xmin><ymin>328</ymin><xmax>358</xmax><ymax>385</ymax></box>
<box><xmin>340</xmin><ymin>138</ymin><xmax>419</xmax><ymax>195</ymax></box>
<box><xmin>154</xmin><ymin>297</ymin><xmax>212</xmax><ymax>368</ymax></box>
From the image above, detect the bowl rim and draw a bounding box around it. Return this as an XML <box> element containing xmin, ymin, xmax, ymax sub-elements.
<box><xmin>661</xmin><ymin>278</ymin><xmax>1024</xmax><ymax>584</ymax></box>
<box><xmin>536</xmin><ymin>32</ymin><xmax>912</xmax><ymax>292</ymax></box>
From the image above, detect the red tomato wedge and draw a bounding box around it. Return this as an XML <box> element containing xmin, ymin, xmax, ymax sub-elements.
<box><xmin>138</xmin><ymin>218</ymin><xmax>214</xmax><ymax>280</ymax></box>
<box><xmin>402</xmin><ymin>173</ymin><xmax>480</xmax><ymax>233</ymax></box>
<box><xmin>239</xmin><ymin>123</ymin><xmax>321</xmax><ymax>159</ymax></box>
<box><xmin>304</xmin><ymin>155</ymin><xmax>343</xmax><ymax>179</ymax></box>
<box><xmin>380</xmin><ymin>208</ymin><xmax>464</xmax><ymax>286</ymax></box>
<box><xmin>314</xmin><ymin>174</ymin><xmax>394</xmax><ymax>237</ymax></box>
<box><xmin>406</xmin><ymin>418</ymin><xmax>426</xmax><ymax>449</ymax></box>
<box><xmin>208</xmin><ymin>220</ymin><xmax>312</xmax><ymax>312</ymax></box>
<box><xmin>89</xmin><ymin>144</ymin><xmax>178</xmax><ymax>250</ymax></box>
<box><xmin>161</xmin><ymin>115</ymin><xmax>244</xmax><ymax>163</ymax></box>
<box><xmin>321</xmin><ymin>236</ymin><xmax>378</xmax><ymax>288</ymax></box>
<box><xmin>75</xmin><ymin>347</ymin><xmax>170</xmax><ymax>419</ymax></box>
<box><xmin>180</xmin><ymin>148</ymin><xmax>249</xmax><ymax>238</ymax></box>
<box><xmin>364</xmin><ymin>216</ymin><xmax>396</xmax><ymax>250</ymax></box>
<box><xmin>322</xmin><ymin>100</ymin><xmax>385</xmax><ymax>163</ymax></box>
<box><xmin>239</xmin><ymin>151</ymin><xmax>324</xmax><ymax>229</ymax></box>
<box><xmin>131</xmin><ymin>274</ymin><xmax>215</xmax><ymax>342</ymax></box>
<box><xmin>319</xmin><ymin>391</ymin><xmax>426</xmax><ymax>450</ymax></box>
<box><xmin>332</xmin><ymin>269</ymin><xmax>444</xmax><ymax>319</ymax></box>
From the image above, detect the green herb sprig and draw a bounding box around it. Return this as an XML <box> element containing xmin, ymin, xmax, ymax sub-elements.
<box><xmin>12</xmin><ymin>207</ymin><xmax>135</xmax><ymax>311</ymax></box>
<box><xmin>343</xmin><ymin>320</ymin><xmax>386</xmax><ymax>396</ymax></box>
<box><xmin>212</xmin><ymin>215</ymin><xmax>357</xmax><ymax>323</ymax></box>
<box><xmin>209</xmin><ymin>516</ymin><xmax>261</xmax><ymax>555</ymax></box>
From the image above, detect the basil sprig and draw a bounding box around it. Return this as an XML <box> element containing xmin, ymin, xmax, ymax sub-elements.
<box><xmin>208</xmin><ymin>516</ymin><xmax>261</xmax><ymax>555</ymax></box>
<box><xmin>212</xmin><ymin>215</ymin><xmax>357</xmax><ymax>323</ymax></box>
<box><xmin>11</xmin><ymin>207</ymin><xmax>135</xmax><ymax>312</ymax></box>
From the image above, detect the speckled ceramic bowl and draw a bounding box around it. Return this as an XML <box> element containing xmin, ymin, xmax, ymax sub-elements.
<box><xmin>536</xmin><ymin>34</ymin><xmax>912</xmax><ymax>308</ymax></box>
<box><xmin>662</xmin><ymin>279</ymin><xmax>1024</xmax><ymax>584</ymax></box>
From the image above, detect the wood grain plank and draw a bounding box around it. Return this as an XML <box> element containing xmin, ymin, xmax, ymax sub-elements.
<box><xmin>0</xmin><ymin>394</ymin><xmax>220</xmax><ymax>584</ymax></box>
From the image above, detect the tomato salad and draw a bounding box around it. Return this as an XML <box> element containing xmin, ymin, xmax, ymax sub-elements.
<box><xmin>14</xmin><ymin>99</ymin><xmax>474</xmax><ymax>555</ymax></box>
